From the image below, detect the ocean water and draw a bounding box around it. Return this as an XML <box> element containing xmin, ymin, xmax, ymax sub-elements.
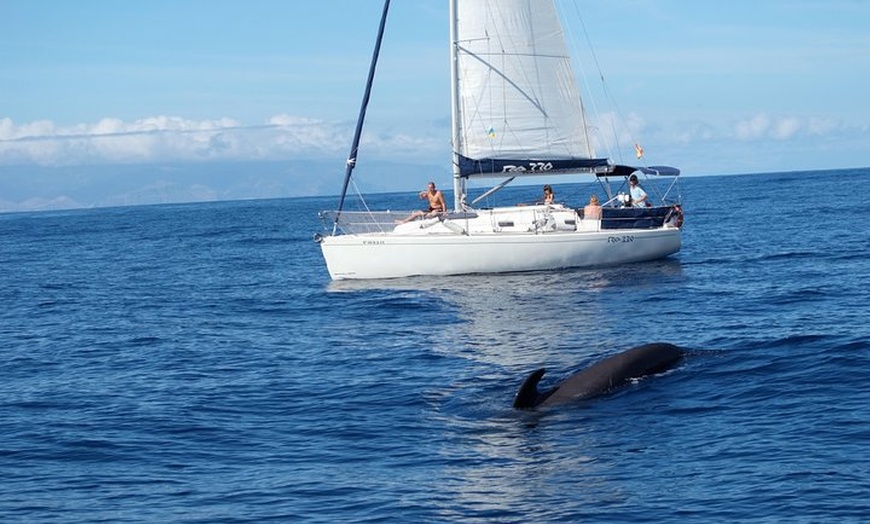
<box><xmin>1</xmin><ymin>169</ymin><xmax>869</xmax><ymax>523</ymax></box>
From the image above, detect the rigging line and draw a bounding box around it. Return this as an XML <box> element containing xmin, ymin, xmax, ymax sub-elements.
<box><xmin>348</xmin><ymin>177</ymin><xmax>395</xmax><ymax>235</ymax></box>
<box><xmin>567</xmin><ymin>0</ymin><xmax>643</xmax><ymax>167</ymax></box>
<box><xmin>556</xmin><ymin>1</ymin><xmax>596</xmax><ymax>159</ymax></box>
<box><xmin>572</xmin><ymin>4</ymin><xmax>621</xmax><ymax>165</ymax></box>
<box><xmin>559</xmin><ymin>1</ymin><xmax>611</xmax><ymax>161</ymax></box>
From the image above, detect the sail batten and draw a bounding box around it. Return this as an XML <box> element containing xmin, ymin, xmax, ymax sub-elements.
<box><xmin>455</xmin><ymin>0</ymin><xmax>596</xmax><ymax>178</ymax></box>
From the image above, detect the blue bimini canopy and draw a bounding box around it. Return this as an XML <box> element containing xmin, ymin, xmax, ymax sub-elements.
<box><xmin>606</xmin><ymin>165</ymin><xmax>681</xmax><ymax>177</ymax></box>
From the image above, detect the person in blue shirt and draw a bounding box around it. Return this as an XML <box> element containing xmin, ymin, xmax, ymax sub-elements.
<box><xmin>628</xmin><ymin>174</ymin><xmax>649</xmax><ymax>207</ymax></box>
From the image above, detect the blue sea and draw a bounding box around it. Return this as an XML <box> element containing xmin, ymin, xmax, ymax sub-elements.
<box><xmin>2</xmin><ymin>169</ymin><xmax>869</xmax><ymax>523</ymax></box>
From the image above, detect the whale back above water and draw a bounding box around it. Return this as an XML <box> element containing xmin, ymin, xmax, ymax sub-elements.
<box><xmin>513</xmin><ymin>342</ymin><xmax>684</xmax><ymax>409</ymax></box>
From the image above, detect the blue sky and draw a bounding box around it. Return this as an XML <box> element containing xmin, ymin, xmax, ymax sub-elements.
<box><xmin>1</xmin><ymin>1</ymin><xmax>869</xmax><ymax>208</ymax></box>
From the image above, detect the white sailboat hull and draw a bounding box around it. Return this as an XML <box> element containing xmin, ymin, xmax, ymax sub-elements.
<box><xmin>320</xmin><ymin>209</ymin><xmax>680</xmax><ymax>280</ymax></box>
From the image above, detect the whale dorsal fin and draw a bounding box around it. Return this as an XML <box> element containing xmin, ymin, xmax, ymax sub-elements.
<box><xmin>513</xmin><ymin>368</ymin><xmax>546</xmax><ymax>409</ymax></box>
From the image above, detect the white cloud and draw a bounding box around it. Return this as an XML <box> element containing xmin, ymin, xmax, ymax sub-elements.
<box><xmin>670</xmin><ymin>121</ymin><xmax>717</xmax><ymax>146</ymax></box>
<box><xmin>806</xmin><ymin>117</ymin><xmax>839</xmax><ymax>136</ymax></box>
<box><xmin>268</xmin><ymin>114</ymin><xmax>323</xmax><ymax>127</ymax></box>
<box><xmin>732</xmin><ymin>113</ymin><xmax>848</xmax><ymax>142</ymax></box>
<box><xmin>734</xmin><ymin>113</ymin><xmax>772</xmax><ymax>140</ymax></box>
<box><xmin>772</xmin><ymin>117</ymin><xmax>801</xmax><ymax>140</ymax></box>
<box><xmin>0</xmin><ymin>115</ymin><xmax>446</xmax><ymax>166</ymax></box>
<box><xmin>1</xmin><ymin>111</ymin><xmax>863</xmax><ymax>179</ymax></box>
<box><xmin>589</xmin><ymin>111</ymin><xmax>646</xmax><ymax>156</ymax></box>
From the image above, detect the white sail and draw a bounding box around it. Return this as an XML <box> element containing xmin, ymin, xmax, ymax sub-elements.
<box><xmin>456</xmin><ymin>0</ymin><xmax>595</xmax><ymax>167</ymax></box>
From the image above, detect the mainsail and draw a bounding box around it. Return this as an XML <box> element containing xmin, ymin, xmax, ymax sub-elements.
<box><xmin>454</xmin><ymin>0</ymin><xmax>608</xmax><ymax>178</ymax></box>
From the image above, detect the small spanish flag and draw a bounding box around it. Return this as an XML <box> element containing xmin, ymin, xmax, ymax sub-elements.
<box><xmin>487</xmin><ymin>127</ymin><xmax>496</xmax><ymax>139</ymax></box>
<box><xmin>634</xmin><ymin>142</ymin><xmax>644</xmax><ymax>159</ymax></box>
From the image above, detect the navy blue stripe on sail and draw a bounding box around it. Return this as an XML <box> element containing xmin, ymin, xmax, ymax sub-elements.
<box><xmin>458</xmin><ymin>155</ymin><xmax>610</xmax><ymax>177</ymax></box>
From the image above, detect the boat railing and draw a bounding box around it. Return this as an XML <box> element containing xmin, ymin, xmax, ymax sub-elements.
<box><xmin>318</xmin><ymin>210</ymin><xmax>442</xmax><ymax>235</ymax></box>
<box><xmin>319</xmin><ymin>210</ymin><xmax>483</xmax><ymax>235</ymax></box>
<box><xmin>319</xmin><ymin>210</ymin><xmax>414</xmax><ymax>235</ymax></box>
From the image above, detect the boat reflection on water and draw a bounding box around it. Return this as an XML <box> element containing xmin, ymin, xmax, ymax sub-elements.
<box><xmin>327</xmin><ymin>259</ymin><xmax>684</xmax><ymax>368</ymax></box>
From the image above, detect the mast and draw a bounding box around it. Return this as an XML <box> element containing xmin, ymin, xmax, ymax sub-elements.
<box><xmin>449</xmin><ymin>0</ymin><xmax>464</xmax><ymax>211</ymax></box>
<box><xmin>333</xmin><ymin>0</ymin><xmax>391</xmax><ymax>231</ymax></box>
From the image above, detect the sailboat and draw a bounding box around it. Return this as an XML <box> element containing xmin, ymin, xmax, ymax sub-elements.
<box><xmin>315</xmin><ymin>0</ymin><xmax>684</xmax><ymax>280</ymax></box>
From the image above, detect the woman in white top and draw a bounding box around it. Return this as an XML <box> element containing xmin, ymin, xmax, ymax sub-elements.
<box><xmin>542</xmin><ymin>184</ymin><xmax>555</xmax><ymax>205</ymax></box>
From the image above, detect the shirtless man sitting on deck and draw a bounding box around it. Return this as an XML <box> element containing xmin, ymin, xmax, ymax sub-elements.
<box><xmin>399</xmin><ymin>182</ymin><xmax>447</xmax><ymax>223</ymax></box>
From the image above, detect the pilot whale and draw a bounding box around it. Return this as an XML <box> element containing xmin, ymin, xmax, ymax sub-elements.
<box><xmin>513</xmin><ymin>342</ymin><xmax>684</xmax><ymax>409</ymax></box>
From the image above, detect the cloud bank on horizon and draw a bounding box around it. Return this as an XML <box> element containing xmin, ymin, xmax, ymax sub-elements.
<box><xmin>0</xmin><ymin>114</ymin><xmax>441</xmax><ymax>166</ymax></box>
<box><xmin>0</xmin><ymin>109</ymin><xmax>864</xmax><ymax>175</ymax></box>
